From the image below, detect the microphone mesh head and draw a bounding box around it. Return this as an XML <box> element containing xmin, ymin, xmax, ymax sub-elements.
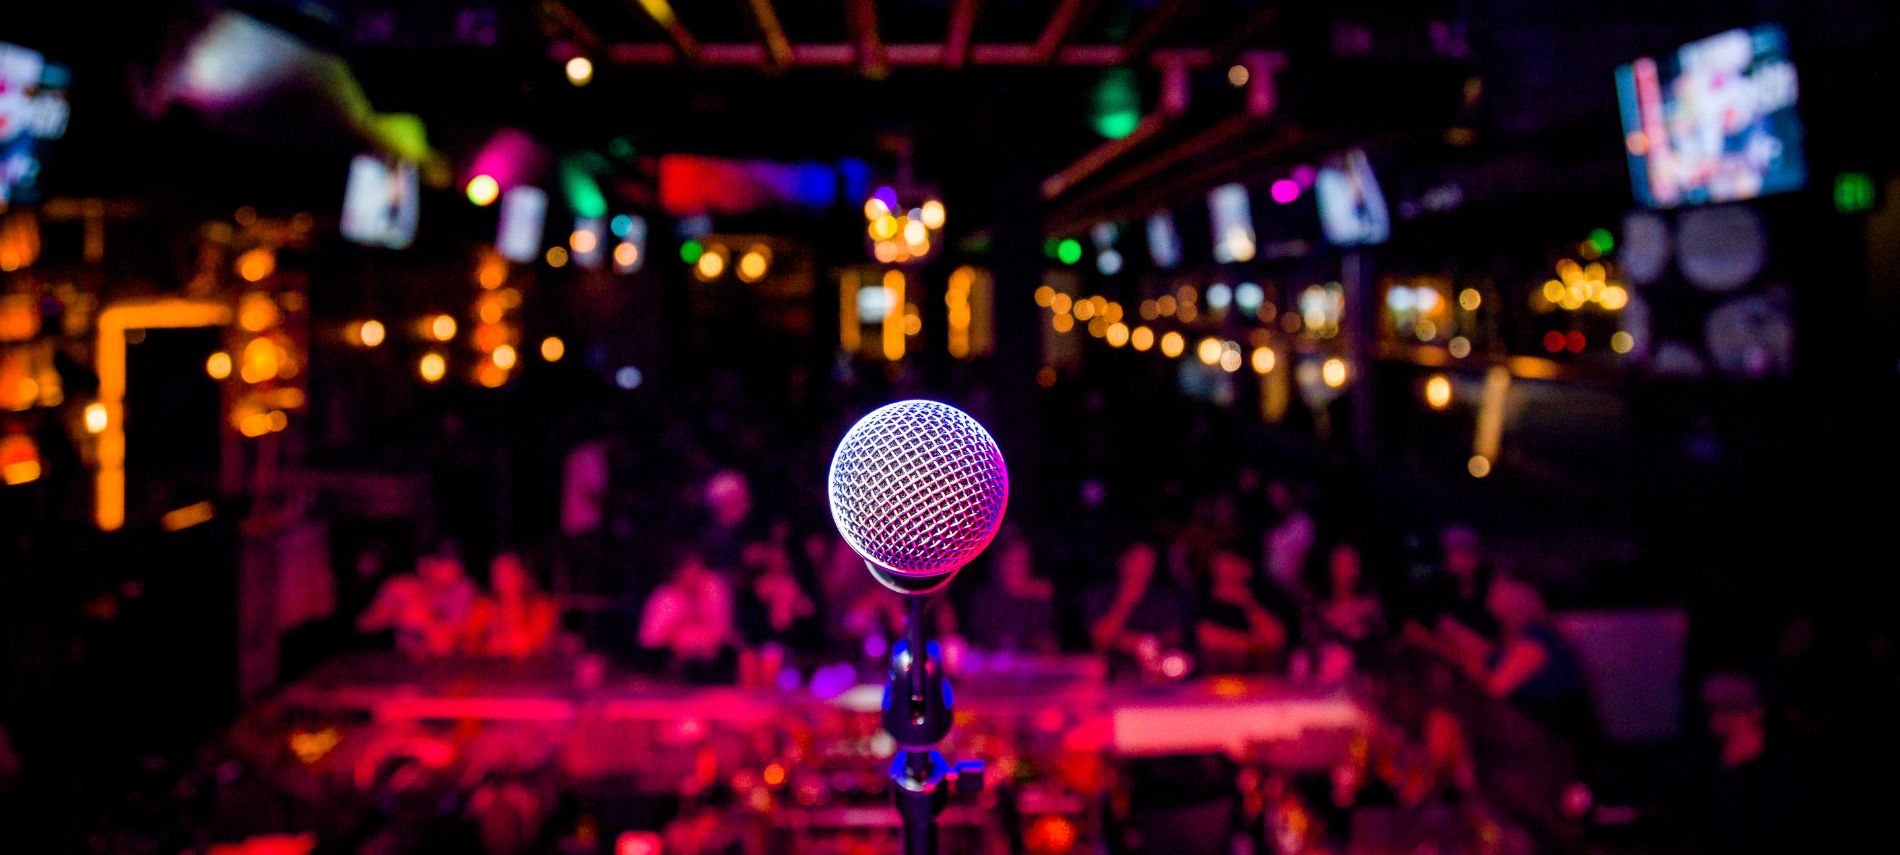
<box><xmin>828</xmin><ymin>400</ymin><xmax>1009</xmax><ymax>580</ymax></box>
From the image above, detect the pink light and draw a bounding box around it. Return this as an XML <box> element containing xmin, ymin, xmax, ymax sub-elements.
<box><xmin>615</xmin><ymin>831</ymin><xmax>662</xmax><ymax>855</ymax></box>
<box><xmin>1291</xmin><ymin>165</ymin><xmax>1318</xmax><ymax>188</ymax></box>
<box><xmin>1270</xmin><ymin>179</ymin><xmax>1301</xmax><ymax>204</ymax></box>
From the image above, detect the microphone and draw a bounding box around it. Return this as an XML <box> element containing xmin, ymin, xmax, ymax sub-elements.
<box><xmin>827</xmin><ymin>400</ymin><xmax>1009</xmax><ymax>596</ymax></box>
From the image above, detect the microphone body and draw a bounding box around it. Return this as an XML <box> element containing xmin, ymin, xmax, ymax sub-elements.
<box><xmin>827</xmin><ymin>399</ymin><xmax>1009</xmax><ymax>596</ymax></box>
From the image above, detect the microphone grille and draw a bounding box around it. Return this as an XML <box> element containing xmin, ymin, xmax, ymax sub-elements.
<box><xmin>828</xmin><ymin>400</ymin><xmax>1009</xmax><ymax>578</ymax></box>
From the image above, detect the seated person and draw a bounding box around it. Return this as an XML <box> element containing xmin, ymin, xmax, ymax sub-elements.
<box><xmin>1461</xmin><ymin>576</ymin><xmax>1589</xmax><ymax>734</ymax></box>
<box><xmin>735</xmin><ymin>537</ymin><xmax>820</xmax><ymax>652</ymax></box>
<box><xmin>1318</xmin><ymin>543</ymin><xmax>1385</xmax><ymax>645</ymax></box>
<box><xmin>965</xmin><ymin>537</ymin><xmax>1057</xmax><ymax>653</ymax></box>
<box><xmin>357</xmin><ymin>543</ymin><xmax>475</xmax><ymax>660</ymax></box>
<box><xmin>1086</xmin><ymin>542</ymin><xmax>1189</xmax><ymax>666</ymax></box>
<box><xmin>463</xmin><ymin>551</ymin><xmax>560</xmax><ymax>659</ymax></box>
<box><xmin>638</xmin><ymin>550</ymin><xmax>735</xmax><ymax>682</ymax></box>
<box><xmin>1403</xmin><ymin>525</ymin><xmax>1498</xmax><ymax>667</ymax></box>
<box><xmin>1195</xmin><ymin>550</ymin><xmax>1290</xmax><ymax>674</ymax></box>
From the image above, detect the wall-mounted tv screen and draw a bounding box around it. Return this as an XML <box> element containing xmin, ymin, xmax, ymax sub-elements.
<box><xmin>1615</xmin><ymin>24</ymin><xmax>1805</xmax><ymax>208</ymax></box>
<box><xmin>496</xmin><ymin>185</ymin><xmax>548</xmax><ymax>263</ymax></box>
<box><xmin>339</xmin><ymin>155</ymin><xmax>418</xmax><ymax>249</ymax></box>
<box><xmin>1208</xmin><ymin>183</ymin><xmax>1256</xmax><ymax>263</ymax></box>
<box><xmin>1316</xmin><ymin>148</ymin><xmax>1390</xmax><ymax>246</ymax></box>
<box><xmin>1146</xmin><ymin>211</ymin><xmax>1182</xmax><ymax>269</ymax></box>
<box><xmin>0</xmin><ymin>40</ymin><xmax>72</xmax><ymax>205</ymax></box>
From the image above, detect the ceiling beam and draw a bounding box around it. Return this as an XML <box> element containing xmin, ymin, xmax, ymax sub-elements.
<box><xmin>1033</xmin><ymin>0</ymin><xmax>1093</xmax><ymax>63</ymax></box>
<box><xmin>745</xmin><ymin>0</ymin><xmax>793</xmax><ymax>67</ymax></box>
<box><xmin>944</xmin><ymin>0</ymin><xmax>979</xmax><ymax>69</ymax></box>
<box><xmin>1122</xmin><ymin>0</ymin><xmax>1205</xmax><ymax>62</ymax></box>
<box><xmin>1211</xmin><ymin>3</ymin><xmax>1281</xmax><ymax>60</ymax></box>
<box><xmin>627</xmin><ymin>0</ymin><xmax>700</xmax><ymax>62</ymax></box>
<box><xmin>848</xmin><ymin>0</ymin><xmax>887</xmax><ymax>76</ymax></box>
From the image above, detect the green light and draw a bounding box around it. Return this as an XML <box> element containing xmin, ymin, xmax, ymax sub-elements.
<box><xmin>1057</xmin><ymin>239</ymin><xmax>1083</xmax><ymax>265</ymax></box>
<box><xmin>1587</xmin><ymin>228</ymin><xmax>1615</xmax><ymax>255</ymax></box>
<box><xmin>1836</xmin><ymin>172</ymin><xmax>1876</xmax><ymax>214</ymax></box>
<box><xmin>680</xmin><ymin>240</ymin><xmax>703</xmax><ymax>264</ymax></box>
<box><xmin>1043</xmin><ymin>238</ymin><xmax>1062</xmax><ymax>259</ymax></box>
<box><xmin>1091</xmin><ymin>69</ymin><xmax>1142</xmax><ymax>140</ymax></box>
<box><xmin>560</xmin><ymin>157</ymin><xmax>609</xmax><ymax>219</ymax></box>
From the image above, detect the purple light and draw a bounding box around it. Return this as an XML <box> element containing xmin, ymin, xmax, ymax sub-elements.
<box><xmin>1291</xmin><ymin>165</ymin><xmax>1318</xmax><ymax>188</ymax></box>
<box><xmin>1270</xmin><ymin>179</ymin><xmax>1301</xmax><ymax>204</ymax></box>
<box><xmin>873</xmin><ymin>185</ymin><xmax>900</xmax><ymax>212</ymax></box>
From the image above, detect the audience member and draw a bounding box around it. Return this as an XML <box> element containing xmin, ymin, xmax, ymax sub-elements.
<box><xmin>735</xmin><ymin>534</ymin><xmax>820</xmax><ymax>652</ymax></box>
<box><xmin>1261</xmin><ymin>481</ymin><xmax>1317</xmax><ymax>593</ymax></box>
<box><xmin>638</xmin><ymin>550</ymin><xmax>736</xmax><ymax>682</ymax></box>
<box><xmin>1195</xmin><ymin>550</ymin><xmax>1291</xmax><ymax>673</ymax></box>
<box><xmin>1463</xmin><ymin>576</ymin><xmax>1588</xmax><ymax>734</ymax></box>
<box><xmin>1697</xmin><ymin>672</ymin><xmax>1809</xmax><ymax>853</ymax></box>
<box><xmin>965</xmin><ymin>537</ymin><xmax>1058</xmax><ymax>653</ymax></box>
<box><xmin>464</xmin><ymin>552</ymin><xmax>560</xmax><ymax>659</ymax></box>
<box><xmin>357</xmin><ymin>543</ymin><xmax>477</xmax><ymax>660</ymax></box>
<box><xmin>1318</xmin><ymin>543</ymin><xmax>1385</xmax><ymax>646</ymax></box>
<box><xmin>1087</xmin><ymin>542</ymin><xmax>1189</xmax><ymax>665</ymax></box>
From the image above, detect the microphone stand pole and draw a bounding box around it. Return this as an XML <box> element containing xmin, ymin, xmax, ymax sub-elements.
<box><xmin>884</xmin><ymin>595</ymin><xmax>982</xmax><ymax>855</ymax></box>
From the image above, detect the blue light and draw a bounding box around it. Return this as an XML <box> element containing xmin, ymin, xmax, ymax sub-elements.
<box><xmin>614</xmin><ymin>366</ymin><xmax>643</xmax><ymax>389</ymax></box>
<box><xmin>610</xmin><ymin>214</ymin><xmax>633</xmax><ymax>238</ymax></box>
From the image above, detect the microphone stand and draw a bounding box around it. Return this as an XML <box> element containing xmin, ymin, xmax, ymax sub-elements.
<box><xmin>884</xmin><ymin>595</ymin><xmax>982</xmax><ymax>855</ymax></box>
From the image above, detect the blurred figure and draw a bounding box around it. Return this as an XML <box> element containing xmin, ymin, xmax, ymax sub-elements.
<box><xmin>1195</xmin><ymin>550</ymin><xmax>1290</xmax><ymax>673</ymax></box>
<box><xmin>638</xmin><ymin>550</ymin><xmax>735</xmax><ymax>682</ymax></box>
<box><xmin>357</xmin><ymin>543</ymin><xmax>476</xmax><ymax>660</ymax></box>
<box><xmin>696</xmin><ymin>469</ymin><xmax>755</xmax><ymax>573</ymax></box>
<box><xmin>1261</xmin><ymin>481</ymin><xmax>1316</xmax><ymax>593</ymax></box>
<box><xmin>965</xmin><ymin>537</ymin><xmax>1057</xmax><ymax>653</ymax></box>
<box><xmin>1464</xmin><ymin>576</ymin><xmax>1588</xmax><ymax>733</ymax></box>
<box><xmin>464</xmin><ymin>552</ymin><xmax>559</xmax><ymax>659</ymax></box>
<box><xmin>1697</xmin><ymin>672</ymin><xmax>1809</xmax><ymax>853</ymax></box>
<box><xmin>1403</xmin><ymin>525</ymin><xmax>1497</xmax><ymax>669</ymax></box>
<box><xmin>735</xmin><ymin>533</ymin><xmax>819</xmax><ymax>653</ymax></box>
<box><xmin>1087</xmin><ymin>542</ymin><xmax>1188</xmax><ymax>664</ymax></box>
<box><xmin>1318</xmin><ymin>543</ymin><xmax>1384</xmax><ymax>645</ymax></box>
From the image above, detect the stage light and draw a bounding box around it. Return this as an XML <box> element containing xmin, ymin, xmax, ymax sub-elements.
<box><xmin>738</xmin><ymin>246</ymin><xmax>770</xmax><ymax>282</ymax></box>
<box><xmin>565</xmin><ymin>56</ymin><xmax>593</xmax><ymax>86</ymax></box>
<box><xmin>492</xmin><ymin>344</ymin><xmax>517</xmax><ymax>370</ymax></box>
<box><xmin>1425</xmin><ymin>374</ymin><xmax>1453</xmax><ymax>409</ymax></box>
<box><xmin>1270</xmin><ymin>179</ymin><xmax>1300</xmax><ymax>204</ymax></box>
<box><xmin>1468</xmin><ymin>455</ymin><xmax>1492</xmax><ymax>478</ymax></box>
<box><xmin>1322</xmin><ymin>358</ymin><xmax>1348</xmax><ymax>388</ymax></box>
<box><xmin>419</xmin><ymin>352</ymin><xmax>446</xmax><ymax>383</ymax></box>
<box><xmin>540</xmin><ymin>336</ymin><xmax>565</xmax><ymax>362</ymax></box>
<box><xmin>1057</xmin><ymin>239</ymin><xmax>1082</xmax><ymax>265</ymax></box>
<box><xmin>236</xmin><ymin>248</ymin><xmax>276</xmax><ymax>283</ymax></box>
<box><xmin>1459</xmin><ymin>288</ymin><xmax>1482</xmax><ymax>311</ymax></box>
<box><xmin>431</xmin><ymin>314</ymin><xmax>458</xmax><ymax>341</ymax></box>
<box><xmin>1251</xmin><ymin>347</ymin><xmax>1275</xmax><ymax>374</ymax></box>
<box><xmin>240</xmin><ymin>338</ymin><xmax>280</xmax><ymax>383</ymax></box>
<box><xmin>696</xmin><ymin>245</ymin><xmax>727</xmax><ymax>280</ymax></box>
<box><xmin>84</xmin><ymin>402</ymin><xmax>108</xmax><ymax>434</ymax></box>
<box><xmin>206</xmin><ymin>351</ymin><xmax>232</xmax><ymax>380</ymax></box>
<box><xmin>466</xmin><ymin>174</ymin><xmax>501</xmax><ymax>206</ymax></box>
<box><xmin>1228</xmin><ymin>64</ymin><xmax>1250</xmax><ymax>87</ymax></box>
<box><xmin>546</xmin><ymin>246</ymin><xmax>569</xmax><ymax>268</ymax></box>
<box><xmin>1131</xmin><ymin>326</ymin><xmax>1154</xmax><ymax>351</ymax></box>
<box><xmin>1610</xmin><ymin>331</ymin><xmax>1634</xmax><ymax>354</ymax></box>
<box><xmin>920</xmin><ymin>199</ymin><xmax>946</xmax><ymax>229</ymax></box>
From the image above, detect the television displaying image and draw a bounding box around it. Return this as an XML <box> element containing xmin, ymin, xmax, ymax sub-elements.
<box><xmin>1315</xmin><ymin>148</ymin><xmax>1390</xmax><ymax>246</ymax></box>
<box><xmin>1146</xmin><ymin>211</ymin><xmax>1182</xmax><ymax>269</ymax></box>
<box><xmin>1208</xmin><ymin>183</ymin><xmax>1257</xmax><ymax>263</ymax></box>
<box><xmin>0</xmin><ymin>41</ymin><xmax>72</xmax><ymax>205</ymax></box>
<box><xmin>1616</xmin><ymin>24</ymin><xmax>1806</xmax><ymax>208</ymax></box>
<box><xmin>496</xmin><ymin>185</ymin><xmax>548</xmax><ymax>263</ymax></box>
<box><xmin>339</xmin><ymin>155</ymin><xmax>418</xmax><ymax>249</ymax></box>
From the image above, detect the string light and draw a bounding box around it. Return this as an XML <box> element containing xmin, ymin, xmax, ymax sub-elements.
<box><xmin>1425</xmin><ymin>374</ymin><xmax>1453</xmax><ymax>409</ymax></box>
<box><xmin>358</xmin><ymin>320</ymin><xmax>385</xmax><ymax>347</ymax></box>
<box><xmin>540</xmin><ymin>336</ymin><xmax>566</xmax><ymax>362</ymax></box>
<box><xmin>419</xmin><ymin>352</ymin><xmax>446</xmax><ymax>383</ymax></box>
<box><xmin>565</xmin><ymin>56</ymin><xmax>594</xmax><ymax>86</ymax></box>
<box><xmin>466</xmin><ymin>175</ymin><xmax>500</xmax><ymax>207</ymax></box>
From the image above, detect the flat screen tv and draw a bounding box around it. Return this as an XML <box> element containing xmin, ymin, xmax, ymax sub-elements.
<box><xmin>340</xmin><ymin>155</ymin><xmax>419</xmax><ymax>249</ymax></box>
<box><xmin>1615</xmin><ymin>24</ymin><xmax>1805</xmax><ymax>208</ymax></box>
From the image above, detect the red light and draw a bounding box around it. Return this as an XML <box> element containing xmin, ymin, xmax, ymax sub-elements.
<box><xmin>1542</xmin><ymin>331</ymin><xmax>1565</xmax><ymax>353</ymax></box>
<box><xmin>615</xmin><ymin>831</ymin><xmax>661</xmax><ymax>855</ymax></box>
<box><xmin>1565</xmin><ymin>331</ymin><xmax>1586</xmax><ymax>353</ymax></box>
